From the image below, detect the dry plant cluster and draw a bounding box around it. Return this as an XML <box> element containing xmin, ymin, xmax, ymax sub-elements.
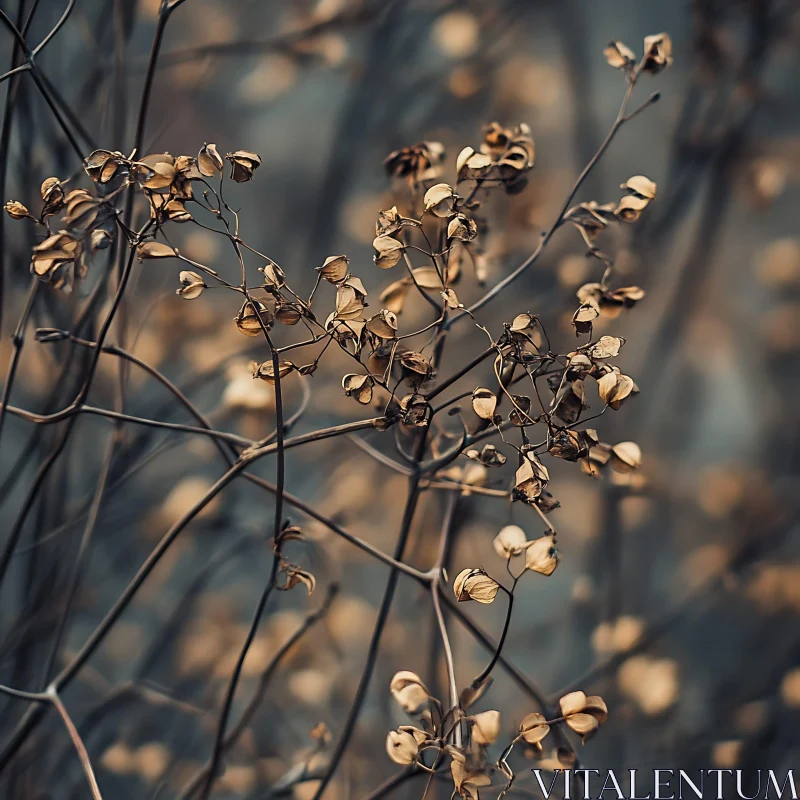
<box><xmin>0</xmin><ymin>5</ymin><xmax>728</xmax><ymax>798</ymax></box>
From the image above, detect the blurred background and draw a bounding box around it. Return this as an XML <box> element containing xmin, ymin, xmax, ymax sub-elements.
<box><xmin>1</xmin><ymin>0</ymin><xmax>800</xmax><ymax>797</ymax></box>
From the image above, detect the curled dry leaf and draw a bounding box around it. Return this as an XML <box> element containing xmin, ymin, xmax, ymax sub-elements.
<box><xmin>137</xmin><ymin>241</ymin><xmax>176</xmax><ymax>260</ymax></box>
<box><xmin>469</xmin><ymin>709</ymin><xmax>501</xmax><ymax>746</ymax></box>
<box><xmin>453</xmin><ymin>568</ymin><xmax>499</xmax><ymax>604</ymax></box>
<box><xmin>471</xmin><ymin>388</ymin><xmax>497</xmax><ymax>420</ymax></box>
<box><xmin>524</xmin><ymin>535</ymin><xmax>559</xmax><ymax>576</ymax></box>
<box><xmin>278</xmin><ymin>564</ymin><xmax>316</xmax><ymax>595</ymax></box>
<box><xmin>176</xmin><ymin>271</ymin><xmax>206</xmax><ymax>299</ymax></box>
<box><xmin>493</xmin><ymin>525</ymin><xmax>528</xmax><ymax>558</ymax></box>
<box><xmin>373</xmin><ymin>235</ymin><xmax>404</xmax><ymax>269</ymax></box>
<box><xmin>441</xmin><ymin>288</ymin><xmax>462</xmax><ymax>309</ymax></box>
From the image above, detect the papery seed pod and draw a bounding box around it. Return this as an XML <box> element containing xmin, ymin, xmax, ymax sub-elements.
<box><xmin>469</xmin><ymin>710</ymin><xmax>501</xmax><ymax>746</ymax></box>
<box><xmin>524</xmin><ymin>535</ymin><xmax>559</xmax><ymax>576</ymax></box>
<box><xmin>519</xmin><ymin>712</ymin><xmax>550</xmax><ymax>748</ymax></box>
<box><xmin>226</xmin><ymin>150</ymin><xmax>262</xmax><ymax>182</ymax></box>
<box><xmin>385</xmin><ymin>730</ymin><xmax>418</xmax><ymax>765</ymax></box>
<box><xmin>4</xmin><ymin>200</ymin><xmax>29</xmax><ymax>220</ymax></box>
<box><xmin>197</xmin><ymin>143</ymin><xmax>224</xmax><ymax>176</ymax></box>
<box><xmin>493</xmin><ymin>525</ymin><xmax>528</xmax><ymax>559</ymax></box>
<box><xmin>317</xmin><ymin>254</ymin><xmax>349</xmax><ymax>284</ymax></box>
<box><xmin>453</xmin><ymin>568</ymin><xmax>499</xmax><ymax>604</ymax></box>
<box><xmin>176</xmin><ymin>271</ymin><xmax>206</xmax><ymax>300</ymax></box>
<box><xmin>389</xmin><ymin>671</ymin><xmax>431</xmax><ymax>715</ymax></box>
<box><xmin>235</xmin><ymin>301</ymin><xmax>273</xmax><ymax>336</ymax></box>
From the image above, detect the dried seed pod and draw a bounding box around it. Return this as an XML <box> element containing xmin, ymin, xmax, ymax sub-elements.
<box><xmin>317</xmin><ymin>254</ymin><xmax>349</xmax><ymax>284</ymax></box>
<box><xmin>453</xmin><ymin>568</ymin><xmax>499</xmax><ymax>604</ymax></box>
<box><xmin>615</xmin><ymin>194</ymin><xmax>650</xmax><ymax>223</ymax></box>
<box><xmin>373</xmin><ymin>235</ymin><xmax>404</xmax><ymax>269</ymax></box>
<box><xmin>226</xmin><ymin>150</ymin><xmax>262</xmax><ymax>182</ymax></box>
<box><xmin>597</xmin><ymin>371</ymin><xmax>638</xmax><ymax>409</ymax></box>
<box><xmin>610</xmin><ymin>441</ymin><xmax>642</xmax><ymax>473</ymax></box>
<box><xmin>342</xmin><ymin>373</ymin><xmax>374</xmax><ymax>405</ymax></box>
<box><xmin>642</xmin><ymin>32</ymin><xmax>673</xmax><ymax>73</ymax></box>
<box><xmin>385</xmin><ymin>730</ymin><xmax>418</xmax><ymax>765</ymax></box>
<box><xmin>252</xmin><ymin>359</ymin><xmax>295</xmax><ymax>383</ymax></box>
<box><xmin>423</xmin><ymin>183</ymin><xmax>455</xmax><ymax>217</ymax></box>
<box><xmin>389</xmin><ymin>671</ymin><xmax>431</xmax><ymax>715</ymax></box>
<box><xmin>366</xmin><ymin>310</ymin><xmax>398</xmax><ymax>340</ymax></box>
<box><xmin>559</xmin><ymin>691</ymin><xmax>608</xmax><ymax>742</ymax></box>
<box><xmin>197</xmin><ymin>143</ymin><xmax>224</xmax><ymax>176</ymax></box>
<box><xmin>471</xmin><ymin>388</ymin><xmax>497</xmax><ymax>420</ymax></box>
<box><xmin>604</xmin><ymin>40</ymin><xmax>636</xmax><ymax>69</ymax></box>
<box><xmin>519</xmin><ymin>712</ymin><xmax>550</xmax><ymax>748</ymax></box>
<box><xmin>176</xmin><ymin>271</ymin><xmax>206</xmax><ymax>299</ymax></box>
<box><xmin>589</xmin><ymin>335</ymin><xmax>625</xmax><ymax>360</ymax></box>
<box><xmin>4</xmin><ymin>200</ymin><xmax>29</xmax><ymax>220</ymax></box>
<box><xmin>524</xmin><ymin>535</ymin><xmax>559</xmax><ymax>576</ymax></box>
<box><xmin>469</xmin><ymin>710</ymin><xmax>501</xmax><ymax>746</ymax></box>
<box><xmin>235</xmin><ymin>301</ymin><xmax>273</xmax><ymax>336</ymax></box>
<box><xmin>493</xmin><ymin>525</ymin><xmax>528</xmax><ymax>558</ymax></box>
<box><xmin>621</xmin><ymin>175</ymin><xmax>657</xmax><ymax>199</ymax></box>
